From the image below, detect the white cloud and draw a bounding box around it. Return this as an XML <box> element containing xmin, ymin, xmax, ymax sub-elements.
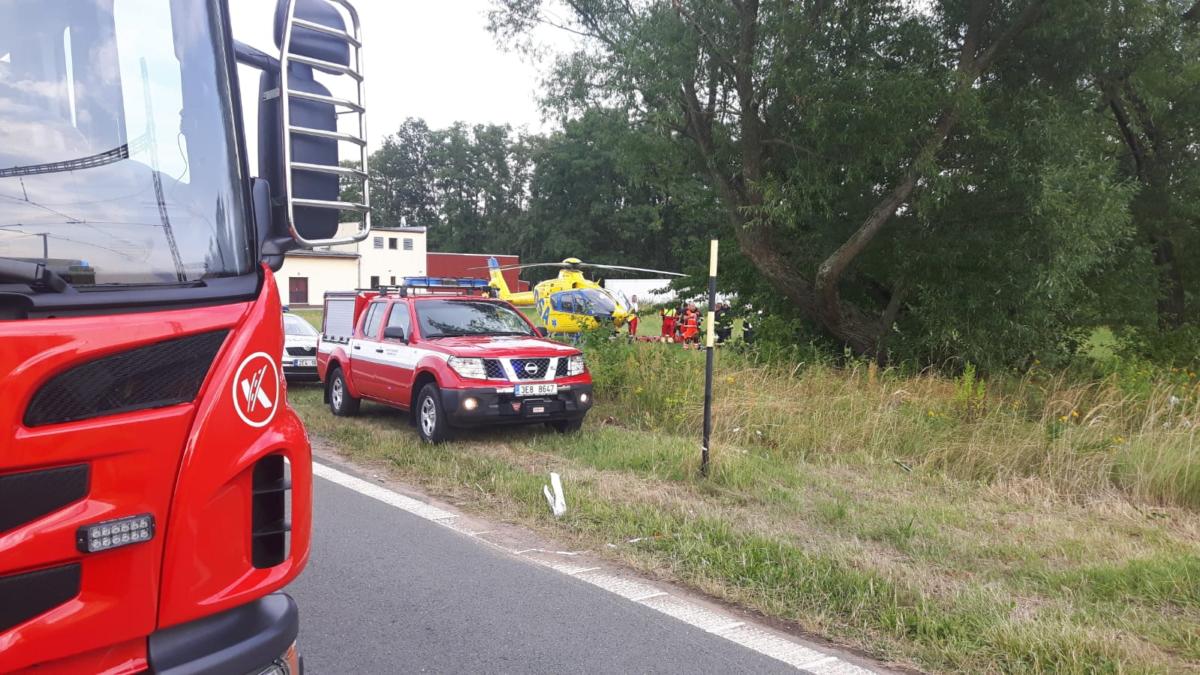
<box><xmin>230</xmin><ymin>0</ymin><xmax>562</xmax><ymax>171</ymax></box>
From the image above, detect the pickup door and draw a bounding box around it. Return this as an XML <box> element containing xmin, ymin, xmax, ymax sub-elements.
<box><xmin>379</xmin><ymin>302</ymin><xmax>418</xmax><ymax>407</ymax></box>
<box><xmin>350</xmin><ymin>301</ymin><xmax>388</xmax><ymax>400</ymax></box>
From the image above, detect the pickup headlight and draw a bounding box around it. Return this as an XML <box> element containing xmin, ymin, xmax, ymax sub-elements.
<box><xmin>566</xmin><ymin>354</ymin><xmax>586</xmax><ymax>377</ymax></box>
<box><xmin>448</xmin><ymin>357</ymin><xmax>487</xmax><ymax>380</ymax></box>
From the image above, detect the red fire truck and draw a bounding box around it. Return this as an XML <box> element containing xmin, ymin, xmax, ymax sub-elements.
<box><xmin>0</xmin><ymin>0</ymin><xmax>369</xmax><ymax>672</ymax></box>
<box><xmin>318</xmin><ymin>279</ymin><xmax>593</xmax><ymax>443</ymax></box>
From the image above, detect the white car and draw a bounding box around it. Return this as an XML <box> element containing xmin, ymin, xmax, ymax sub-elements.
<box><xmin>282</xmin><ymin>313</ymin><xmax>320</xmax><ymax>381</ymax></box>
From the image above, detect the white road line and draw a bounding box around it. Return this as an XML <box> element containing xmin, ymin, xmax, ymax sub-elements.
<box><xmin>312</xmin><ymin>461</ymin><xmax>877</xmax><ymax>673</ymax></box>
<box><xmin>312</xmin><ymin>462</ymin><xmax>458</xmax><ymax>522</ymax></box>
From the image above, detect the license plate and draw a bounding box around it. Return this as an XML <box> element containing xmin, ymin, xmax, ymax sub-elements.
<box><xmin>514</xmin><ymin>383</ymin><xmax>557</xmax><ymax>397</ymax></box>
<box><xmin>294</xmin><ymin>358</ymin><xmax>316</xmax><ymax>368</ymax></box>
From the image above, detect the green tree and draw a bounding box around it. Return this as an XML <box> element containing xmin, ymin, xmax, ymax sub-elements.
<box><xmin>1091</xmin><ymin>1</ymin><xmax>1200</xmax><ymax>332</ymax></box>
<box><xmin>367</xmin><ymin>118</ymin><xmax>439</xmax><ymax>228</ymax></box>
<box><xmin>490</xmin><ymin>0</ymin><xmax>1167</xmax><ymax>367</ymax></box>
<box><xmin>522</xmin><ymin>108</ymin><xmax>719</xmax><ymax>276</ymax></box>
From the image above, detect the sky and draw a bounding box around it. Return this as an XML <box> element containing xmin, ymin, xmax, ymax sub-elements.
<box><xmin>230</xmin><ymin>0</ymin><xmax>561</xmax><ymax>158</ymax></box>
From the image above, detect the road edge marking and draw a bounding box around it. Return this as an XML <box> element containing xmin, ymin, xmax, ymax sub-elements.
<box><xmin>312</xmin><ymin>461</ymin><xmax>878</xmax><ymax>674</ymax></box>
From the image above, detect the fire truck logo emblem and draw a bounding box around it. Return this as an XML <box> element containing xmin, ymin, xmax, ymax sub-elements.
<box><xmin>524</xmin><ymin>362</ymin><xmax>538</xmax><ymax>376</ymax></box>
<box><xmin>231</xmin><ymin>352</ymin><xmax>280</xmax><ymax>428</ymax></box>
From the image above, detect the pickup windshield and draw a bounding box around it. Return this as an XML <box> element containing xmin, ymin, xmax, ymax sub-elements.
<box><xmin>416</xmin><ymin>300</ymin><xmax>535</xmax><ymax>338</ymax></box>
<box><xmin>0</xmin><ymin>0</ymin><xmax>250</xmax><ymax>287</ymax></box>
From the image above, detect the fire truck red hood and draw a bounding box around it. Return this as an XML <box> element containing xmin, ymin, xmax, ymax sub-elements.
<box><xmin>421</xmin><ymin>335</ymin><xmax>579</xmax><ymax>358</ymax></box>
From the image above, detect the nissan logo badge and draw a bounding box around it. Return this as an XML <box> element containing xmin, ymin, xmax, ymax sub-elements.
<box><xmin>524</xmin><ymin>362</ymin><xmax>539</xmax><ymax>375</ymax></box>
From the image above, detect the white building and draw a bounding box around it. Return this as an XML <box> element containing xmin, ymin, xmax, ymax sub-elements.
<box><xmin>276</xmin><ymin>224</ymin><xmax>427</xmax><ymax>307</ymax></box>
<box><xmin>603</xmin><ymin>278</ymin><xmax>678</xmax><ymax>306</ymax></box>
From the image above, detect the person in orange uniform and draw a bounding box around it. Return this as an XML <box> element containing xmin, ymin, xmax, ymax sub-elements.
<box><xmin>680</xmin><ymin>303</ymin><xmax>701</xmax><ymax>346</ymax></box>
<box><xmin>628</xmin><ymin>294</ymin><xmax>640</xmax><ymax>336</ymax></box>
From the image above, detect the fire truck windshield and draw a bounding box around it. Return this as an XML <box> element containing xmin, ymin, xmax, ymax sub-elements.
<box><xmin>0</xmin><ymin>0</ymin><xmax>251</xmax><ymax>288</ymax></box>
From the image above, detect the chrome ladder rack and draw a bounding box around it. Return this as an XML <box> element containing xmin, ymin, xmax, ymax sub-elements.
<box><xmin>278</xmin><ymin>0</ymin><xmax>371</xmax><ymax>247</ymax></box>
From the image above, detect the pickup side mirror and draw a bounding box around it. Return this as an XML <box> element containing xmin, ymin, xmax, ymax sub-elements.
<box><xmin>257</xmin><ymin>0</ymin><xmax>370</xmax><ymax>252</ymax></box>
<box><xmin>383</xmin><ymin>326</ymin><xmax>406</xmax><ymax>342</ymax></box>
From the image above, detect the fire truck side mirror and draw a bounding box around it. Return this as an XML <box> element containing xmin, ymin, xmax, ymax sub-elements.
<box><xmin>254</xmin><ymin>0</ymin><xmax>370</xmax><ymax>256</ymax></box>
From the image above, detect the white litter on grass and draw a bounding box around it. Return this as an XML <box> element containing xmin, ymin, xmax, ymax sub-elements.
<box><xmin>543</xmin><ymin>472</ymin><xmax>566</xmax><ymax>517</ymax></box>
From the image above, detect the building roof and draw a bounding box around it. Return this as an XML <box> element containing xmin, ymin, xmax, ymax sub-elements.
<box><xmin>371</xmin><ymin>226</ymin><xmax>427</xmax><ymax>234</ymax></box>
<box><xmin>284</xmin><ymin>249</ymin><xmax>359</xmax><ymax>259</ymax></box>
<box><xmin>427</xmin><ymin>251</ymin><xmax>518</xmax><ymax>259</ymax></box>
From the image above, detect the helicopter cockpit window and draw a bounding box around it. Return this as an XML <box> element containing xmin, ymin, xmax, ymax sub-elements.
<box><xmin>554</xmin><ymin>292</ymin><xmax>578</xmax><ymax>314</ymax></box>
<box><xmin>575</xmin><ymin>288</ymin><xmax>617</xmax><ymax>316</ymax></box>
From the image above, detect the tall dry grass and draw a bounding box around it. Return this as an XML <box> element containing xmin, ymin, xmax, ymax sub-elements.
<box><xmin>590</xmin><ymin>341</ymin><xmax>1200</xmax><ymax>509</ymax></box>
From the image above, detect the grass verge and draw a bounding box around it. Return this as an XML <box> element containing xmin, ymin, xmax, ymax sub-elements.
<box><xmin>290</xmin><ymin>336</ymin><xmax>1200</xmax><ymax>672</ymax></box>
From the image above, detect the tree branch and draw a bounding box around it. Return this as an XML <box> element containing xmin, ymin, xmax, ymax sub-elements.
<box><xmin>971</xmin><ymin>1</ymin><xmax>1046</xmax><ymax>75</ymax></box>
<box><xmin>671</xmin><ymin>2</ymin><xmax>740</xmax><ymax>75</ymax></box>
<box><xmin>562</xmin><ymin>0</ymin><xmax>621</xmax><ymax>49</ymax></box>
<box><xmin>1102</xmin><ymin>81</ymin><xmax>1147</xmax><ymax>181</ymax></box>
<box><xmin>810</xmin><ymin>0</ymin><xmax>1045</xmax><ymax>351</ymax></box>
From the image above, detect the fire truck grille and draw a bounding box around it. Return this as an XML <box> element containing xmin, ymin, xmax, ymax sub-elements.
<box><xmin>555</xmin><ymin>358</ymin><xmax>569</xmax><ymax>377</ymax></box>
<box><xmin>510</xmin><ymin>358</ymin><xmax>550</xmax><ymax>380</ymax></box>
<box><xmin>483</xmin><ymin>359</ymin><xmax>507</xmax><ymax>380</ymax></box>
<box><xmin>286</xmin><ymin>346</ymin><xmax>316</xmax><ymax>356</ymax></box>
<box><xmin>24</xmin><ymin>330</ymin><xmax>230</xmax><ymax>427</ymax></box>
<box><xmin>0</xmin><ymin>563</ymin><xmax>81</xmax><ymax>633</ymax></box>
<box><xmin>0</xmin><ymin>464</ymin><xmax>89</xmax><ymax>534</ymax></box>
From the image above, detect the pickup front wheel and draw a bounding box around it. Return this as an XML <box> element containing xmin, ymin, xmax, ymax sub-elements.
<box><xmin>328</xmin><ymin>368</ymin><xmax>361</xmax><ymax>417</ymax></box>
<box><xmin>416</xmin><ymin>383</ymin><xmax>451</xmax><ymax>444</ymax></box>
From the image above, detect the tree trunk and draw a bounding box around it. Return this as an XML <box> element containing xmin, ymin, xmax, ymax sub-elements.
<box><xmin>1152</xmin><ymin>236</ymin><xmax>1186</xmax><ymax>328</ymax></box>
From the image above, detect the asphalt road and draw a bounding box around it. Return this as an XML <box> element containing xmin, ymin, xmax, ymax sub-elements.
<box><xmin>287</xmin><ymin>469</ymin><xmax>798</xmax><ymax>674</ymax></box>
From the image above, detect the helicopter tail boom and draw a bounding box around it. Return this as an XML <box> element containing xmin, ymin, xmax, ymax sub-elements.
<box><xmin>487</xmin><ymin>256</ymin><xmax>536</xmax><ymax>306</ymax></box>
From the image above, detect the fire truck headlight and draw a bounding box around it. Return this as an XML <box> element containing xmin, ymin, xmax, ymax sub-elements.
<box><xmin>448</xmin><ymin>357</ymin><xmax>487</xmax><ymax>380</ymax></box>
<box><xmin>462</xmin><ymin>397</ymin><xmax>479</xmax><ymax>411</ymax></box>
<box><xmin>77</xmin><ymin>514</ymin><xmax>155</xmax><ymax>553</ymax></box>
<box><xmin>566</xmin><ymin>355</ymin><xmax>586</xmax><ymax>377</ymax></box>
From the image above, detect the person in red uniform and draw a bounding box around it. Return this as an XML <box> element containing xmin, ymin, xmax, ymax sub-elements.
<box><xmin>660</xmin><ymin>306</ymin><xmax>676</xmax><ymax>341</ymax></box>
<box><xmin>628</xmin><ymin>294</ymin><xmax>640</xmax><ymax>337</ymax></box>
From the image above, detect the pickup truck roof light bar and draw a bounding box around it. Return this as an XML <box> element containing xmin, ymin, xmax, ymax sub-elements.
<box><xmin>375</xmin><ymin>278</ymin><xmax>497</xmax><ymax>298</ymax></box>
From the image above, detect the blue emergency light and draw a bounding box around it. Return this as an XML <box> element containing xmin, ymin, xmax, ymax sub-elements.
<box><xmin>400</xmin><ymin>277</ymin><xmax>490</xmax><ymax>289</ymax></box>
<box><xmin>386</xmin><ymin>277</ymin><xmax>496</xmax><ymax>297</ymax></box>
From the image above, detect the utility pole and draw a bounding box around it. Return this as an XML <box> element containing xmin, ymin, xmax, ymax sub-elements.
<box><xmin>701</xmin><ymin>239</ymin><xmax>718</xmax><ymax>477</ymax></box>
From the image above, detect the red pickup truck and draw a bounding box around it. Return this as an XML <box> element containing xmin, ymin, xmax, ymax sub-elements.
<box><xmin>316</xmin><ymin>280</ymin><xmax>593</xmax><ymax>442</ymax></box>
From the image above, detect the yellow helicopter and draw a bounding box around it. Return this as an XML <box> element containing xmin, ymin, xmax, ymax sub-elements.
<box><xmin>485</xmin><ymin>257</ymin><xmax>684</xmax><ymax>336</ymax></box>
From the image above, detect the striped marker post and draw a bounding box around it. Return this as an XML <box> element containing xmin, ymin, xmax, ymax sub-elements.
<box><xmin>701</xmin><ymin>239</ymin><xmax>718</xmax><ymax>477</ymax></box>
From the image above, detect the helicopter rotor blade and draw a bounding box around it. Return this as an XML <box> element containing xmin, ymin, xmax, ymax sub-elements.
<box><xmin>575</xmin><ymin>263</ymin><xmax>687</xmax><ymax>277</ymax></box>
<box><xmin>467</xmin><ymin>262</ymin><xmax>570</xmax><ymax>272</ymax></box>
